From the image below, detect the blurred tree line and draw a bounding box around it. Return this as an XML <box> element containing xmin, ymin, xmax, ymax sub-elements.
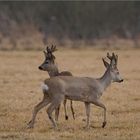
<box><xmin>0</xmin><ymin>1</ymin><xmax>140</xmax><ymax>49</ymax></box>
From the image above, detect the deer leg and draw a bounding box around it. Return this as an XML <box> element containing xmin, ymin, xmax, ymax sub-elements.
<box><xmin>70</xmin><ymin>100</ymin><xmax>75</xmax><ymax>120</ymax></box>
<box><xmin>55</xmin><ymin>104</ymin><xmax>61</xmax><ymax>121</ymax></box>
<box><xmin>47</xmin><ymin>103</ymin><xmax>58</xmax><ymax>128</ymax></box>
<box><xmin>47</xmin><ymin>96</ymin><xmax>64</xmax><ymax>128</ymax></box>
<box><xmin>64</xmin><ymin>99</ymin><xmax>75</xmax><ymax>120</ymax></box>
<box><xmin>63</xmin><ymin>99</ymin><xmax>68</xmax><ymax>120</ymax></box>
<box><xmin>84</xmin><ymin>102</ymin><xmax>90</xmax><ymax>129</ymax></box>
<box><xmin>92</xmin><ymin>100</ymin><xmax>107</xmax><ymax>128</ymax></box>
<box><xmin>27</xmin><ymin>98</ymin><xmax>50</xmax><ymax>129</ymax></box>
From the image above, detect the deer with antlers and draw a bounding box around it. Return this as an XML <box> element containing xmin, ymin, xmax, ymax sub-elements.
<box><xmin>28</xmin><ymin>52</ymin><xmax>123</xmax><ymax>129</ymax></box>
<box><xmin>27</xmin><ymin>45</ymin><xmax>75</xmax><ymax>128</ymax></box>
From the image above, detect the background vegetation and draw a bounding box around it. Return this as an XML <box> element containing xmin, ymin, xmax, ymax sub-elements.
<box><xmin>0</xmin><ymin>1</ymin><xmax>140</xmax><ymax>49</ymax></box>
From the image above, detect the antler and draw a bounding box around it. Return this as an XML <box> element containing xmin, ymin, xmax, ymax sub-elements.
<box><xmin>107</xmin><ymin>52</ymin><xmax>118</xmax><ymax>64</ymax></box>
<box><xmin>43</xmin><ymin>45</ymin><xmax>57</xmax><ymax>61</ymax></box>
<box><xmin>46</xmin><ymin>46</ymin><xmax>51</xmax><ymax>53</ymax></box>
<box><xmin>50</xmin><ymin>45</ymin><xmax>57</xmax><ymax>52</ymax></box>
<box><xmin>107</xmin><ymin>52</ymin><xmax>113</xmax><ymax>61</ymax></box>
<box><xmin>45</xmin><ymin>45</ymin><xmax>57</xmax><ymax>54</ymax></box>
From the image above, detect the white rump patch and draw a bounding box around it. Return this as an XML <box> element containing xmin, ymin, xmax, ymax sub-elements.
<box><xmin>41</xmin><ymin>83</ymin><xmax>49</xmax><ymax>91</ymax></box>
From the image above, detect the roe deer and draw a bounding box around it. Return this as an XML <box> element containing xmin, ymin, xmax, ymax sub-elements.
<box><xmin>28</xmin><ymin>52</ymin><xmax>123</xmax><ymax>129</ymax></box>
<box><xmin>27</xmin><ymin>45</ymin><xmax>75</xmax><ymax>128</ymax></box>
<box><xmin>39</xmin><ymin>45</ymin><xmax>75</xmax><ymax>120</ymax></box>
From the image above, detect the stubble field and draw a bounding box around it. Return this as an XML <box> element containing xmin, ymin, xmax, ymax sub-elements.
<box><xmin>0</xmin><ymin>48</ymin><xmax>139</xmax><ymax>140</ymax></box>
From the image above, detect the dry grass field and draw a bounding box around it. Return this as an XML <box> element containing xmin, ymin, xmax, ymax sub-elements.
<box><xmin>0</xmin><ymin>48</ymin><xmax>139</xmax><ymax>140</ymax></box>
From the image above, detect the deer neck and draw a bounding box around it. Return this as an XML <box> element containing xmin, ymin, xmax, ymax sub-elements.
<box><xmin>99</xmin><ymin>69</ymin><xmax>112</xmax><ymax>91</ymax></box>
<box><xmin>48</xmin><ymin>64</ymin><xmax>59</xmax><ymax>77</ymax></box>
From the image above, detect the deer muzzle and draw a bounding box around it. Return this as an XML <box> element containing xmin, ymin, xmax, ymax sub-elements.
<box><xmin>38</xmin><ymin>66</ymin><xmax>43</xmax><ymax>70</ymax></box>
<box><xmin>119</xmin><ymin>79</ymin><xmax>124</xmax><ymax>83</ymax></box>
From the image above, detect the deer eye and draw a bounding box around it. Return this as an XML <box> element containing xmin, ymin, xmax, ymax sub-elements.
<box><xmin>116</xmin><ymin>71</ymin><xmax>119</xmax><ymax>74</ymax></box>
<box><xmin>45</xmin><ymin>61</ymin><xmax>49</xmax><ymax>64</ymax></box>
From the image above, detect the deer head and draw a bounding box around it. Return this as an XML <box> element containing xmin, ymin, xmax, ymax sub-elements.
<box><xmin>102</xmin><ymin>52</ymin><xmax>123</xmax><ymax>83</ymax></box>
<box><xmin>38</xmin><ymin>45</ymin><xmax>57</xmax><ymax>71</ymax></box>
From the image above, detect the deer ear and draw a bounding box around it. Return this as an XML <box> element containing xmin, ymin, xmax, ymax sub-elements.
<box><xmin>102</xmin><ymin>58</ymin><xmax>109</xmax><ymax>69</ymax></box>
<box><xmin>43</xmin><ymin>51</ymin><xmax>47</xmax><ymax>57</ymax></box>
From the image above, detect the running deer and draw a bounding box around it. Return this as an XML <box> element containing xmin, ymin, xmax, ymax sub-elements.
<box><xmin>27</xmin><ymin>45</ymin><xmax>75</xmax><ymax>128</ymax></box>
<box><xmin>28</xmin><ymin>52</ymin><xmax>123</xmax><ymax>129</ymax></box>
<box><xmin>38</xmin><ymin>45</ymin><xmax>75</xmax><ymax>120</ymax></box>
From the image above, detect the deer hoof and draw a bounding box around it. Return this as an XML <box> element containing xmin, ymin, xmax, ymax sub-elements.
<box><xmin>65</xmin><ymin>115</ymin><xmax>68</xmax><ymax>120</ymax></box>
<box><xmin>73</xmin><ymin>115</ymin><xmax>75</xmax><ymax>120</ymax></box>
<box><xmin>54</xmin><ymin>126</ymin><xmax>59</xmax><ymax>131</ymax></box>
<box><xmin>26</xmin><ymin>125</ymin><xmax>34</xmax><ymax>129</ymax></box>
<box><xmin>26</xmin><ymin>121</ymin><xmax>34</xmax><ymax>129</ymax></box>
<box><xmin>102</xmin><ymin>121</ymin><xmax>107</xmax><ymax>128</ymax></box>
